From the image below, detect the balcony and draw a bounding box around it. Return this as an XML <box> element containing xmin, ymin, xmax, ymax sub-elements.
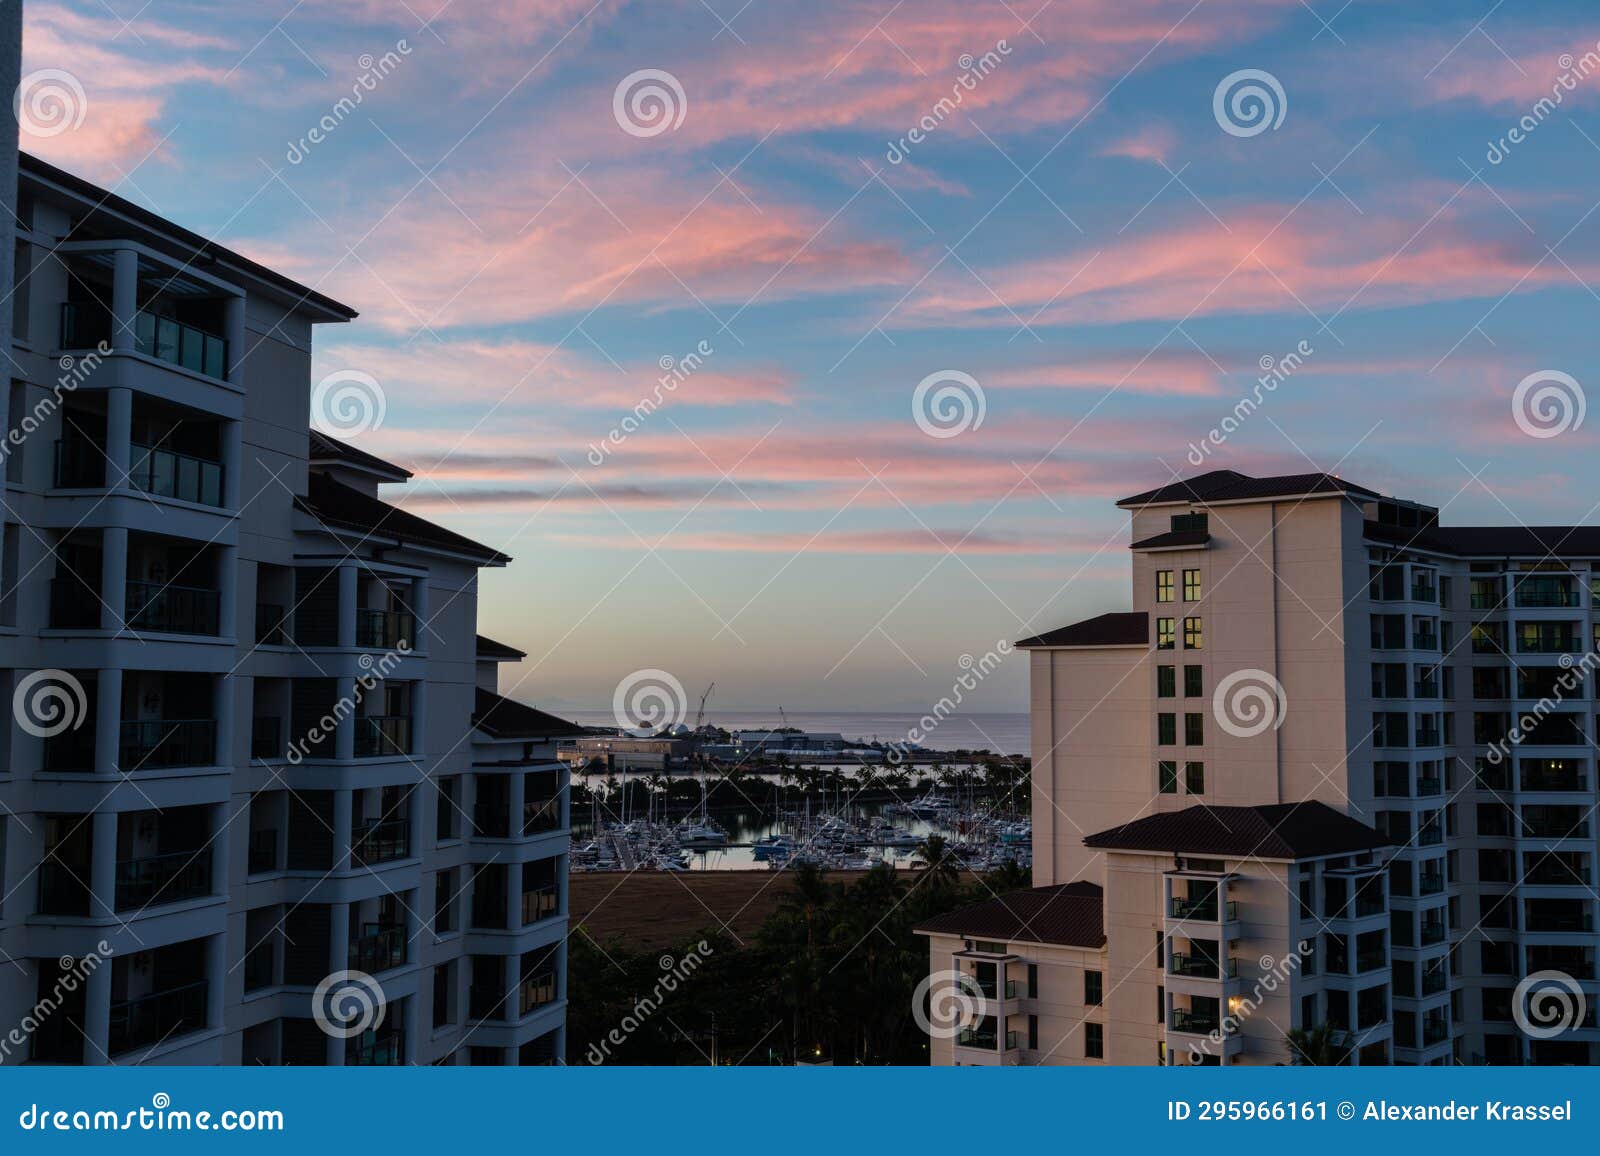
<box><xmin>349</xmin><ymin>926</ymin><xmax>405</xmax><ymax>974</ymax></box>
<box><xmin>524</xmin><ymin>797</ymin><xmax>563</xmax><ymax>835</ymax></box>
<box><xmin>1422</xmin><ymin>1019</ymin><xmax>1449</xmax><ymax>1046</ymax></box>
<box><xmin>126</xmin><ymin>580</ymin><xmax>220</xmax><ymax>636</ymax></box>
<box><xmin>1169</xmin><ymin>1009</ymin><xmax>1224</xmax><ymax>1036</ymax></box>
<box><xmin>247</xmin><ymin>828</ymin><xmax>277</xmax><ymax>875</ymax></box>
<box><xmin>1411</xmin><ymin>631</ymin><xmax>1438</xmax><ymax>651</ymax></box>
<box><xmin>254</xmin><ymin>604</ymin><xmax>289</xmax><ymax>646</ymax></box>
<box><xmin>1514</xmin><ymin>582</ymin><xmax>1580</xmax><ymax>609</ymax></box>
<box><xmin>53</xmin><ymin>437</ymin><xmax>104</xmax><ymax>489</ymax></box>
<box><xmin>119</xmin><ymin>719</ymin><xmax>215</xmax><ymax>770</ymax></box>
<box><xmin>522</xmin><ymin>886</ymin><xmax>559</xmax><ymax>925</ymax></box>
<box><xmin>250</xmin><ymin>716</ymin><xmax>283</xmax><ymax>761</ymax></box>
<box><xmin>520</xmin><ymin>971</ymin><xmax>559</xmax><ymax>1017</ymax></box>
<box><xmin>49</xmin><ymin>577</ymin><xmax>101</xmax><ymax>628</ymax></box>
<box><xmin>1525</xmin><ymin>910</ymin><xmax>1595</xmax><ymax>933</ymax></box>
<box><xmin>1355</xmin><ymin>949</ymin><xmax>1388</xmax><ymax>973</ymax></box>
<box><xmin>356</xmin><ymin>608</ymin><xmax>415</xmax><ymax>651</ymax></box>
<box><xmin>470</xmin><ymin>984</ymin><xmax>507</xmax><ymax>1022</ymax></box>
<box><xmin>61</xmin><ymin>302</ymin><xmax>228</xmax><ymax>380</ymax></box>
<box><xmin>37</xmin><ymin>860</ymin><xmax>91</xmax><ymax>916</ymax></box>
<box><xmin>1168</xmin><ymin>896</ymin><xmax>1236</xmax><ymax>922</ymax></box>
<box><xmin>351</xmin><ymin>818</ymin><xmax>410</xmax><ymax>866</ymax></box>
<box><xmin>473</xmin><ymin>803</ymin><xmax>510</xmax><ymax>840</ymax></box>
<box><xmin>108</xmin><ymin>980</ymin><xmax>208</xmax><ymax>1056</ymax></box>
<box><xmin>1169</xmin><ymin>954</ymin><xmax>1236</xmax><ymax>980</ymax></box>
<box><xmin>354</xmin><ymin>716</ymin><xmax>411</xmax><ymax>759</ymax></box>
<box><xmin>346</xmin><ymin>1029</ymin><xmax>404</xmax><ymax>1066</ymax></box>
<box><xmin>114</xmin><ymin>848</ymin><xmax>212</xmax><ymax>910</ymax></box>
<box><xmin>129</xmin><ymin>443</ymin><xmax>225</xmax><ymax>508</ymax></box>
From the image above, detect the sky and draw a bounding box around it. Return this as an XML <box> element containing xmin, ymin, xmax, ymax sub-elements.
<box><xmin>19</xmin><ymin>0</ymin><xmax>1600</xmax><ymax>717</ymax></box>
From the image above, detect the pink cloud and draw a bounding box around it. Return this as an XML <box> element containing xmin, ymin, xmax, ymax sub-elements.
<box><xmin>988</xmin><ymin>350</ymin><xmax>1226</xmax><ymax>396</ymax></box>
<box><xmin>1099</xmin><ymin>122</ymin><xmax>1177</xmax><ymax>165</ymax></box>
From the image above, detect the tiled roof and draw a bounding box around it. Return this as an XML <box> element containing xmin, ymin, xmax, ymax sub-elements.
<box><xmin>1083</xmin><ymin>801</ymin><xmax>1389</xmax><ymax>860</ymax></box>
<box><xmin>1119</xmin><ymin>470</ymin><xmax>1380</xmax><ymax>508</ymax></box>
<box><xmin>1365</xmin><ymin>520</ymin><xmax>1600</xmax><ymax>558</ymax></box>
<box><xmin>476</xmin><ymin>634</ymin><xmax>526</xmax><ymax>660</ymax></box>
<box><xmin>915</xmin><ymin>882</ymin><xmax>1106</xmax><ymax>948</ymax></box>
<box><xmin>1130</xmin><ymin>529</ymin><xmax>1211</xmax><ymax>550</ymax></box>
<box><xmin>296</xmin><ymin>472</ymin><xmax>510</xmax><ymax>565</ymax></box>
<box><xmin>472</xmin><ymin>688</ymin><xmax>586</xmax><ymax>739</ymax></box>
<box><xmin>1015</xmin><ymin>611</ymin><xmax>1147</xmax><ymax>649</ymax></box>
<box><xmin>309</xmin><ymin>430</ymin><xmax>412</xmax><ymax>480</ymax></box>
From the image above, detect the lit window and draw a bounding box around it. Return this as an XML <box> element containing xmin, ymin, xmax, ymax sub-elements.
<box><xmin>1157</xmin><ymin>617</ymin><xmax>1175</xmax><ymax>650</ymax></box>
<box><xmin>1183</xmin><ymin>569</ymin><xmax>1201</xmax><ymax>601</ymax></box>
<box><xmin>1156</xmin><ymin>570</ymin><xmax>1174</xmax><ymax>603</ymax></box>
<box><xmin>1183</xmin><ymin>616</ymin><xmax>1203</xmax><ymax>649</ymax></box>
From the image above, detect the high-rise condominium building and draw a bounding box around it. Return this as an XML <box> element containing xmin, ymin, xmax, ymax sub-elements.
<box><xmin>920</xmin><ymin>470</ymin><xmax>1600</xmax><ymax>1067</ymax></box>
<box><xmin>0</xmin><ymin>150</ymin><xmax>580</xmax><ymax>1065</ymax></box>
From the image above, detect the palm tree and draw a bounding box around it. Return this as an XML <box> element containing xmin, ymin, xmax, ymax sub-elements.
<box><xmin>912</xmin><ymin>834</ymin><xmax>961</xmax><ymax>891</ymax></box>
<box><xmin>1284</xmin><ymin>1021</ymin><xmax>1349</xmax><ymax>1065</ymax></box>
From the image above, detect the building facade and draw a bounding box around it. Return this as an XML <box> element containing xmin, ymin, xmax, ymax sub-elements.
<box><xmin>921</xmin><ymin>470</ymin><xmax>1600</xmax><ymax>1066</ymax></box>
<box><xmin>0</xmin><ymin>151</ymin><xmax>578</xmax><ymax>1065</ymax></box>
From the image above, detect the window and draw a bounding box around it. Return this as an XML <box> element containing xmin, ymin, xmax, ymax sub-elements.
<box><xmin>1183</xmin><ymin>616</ymin><xmax>1203</xmax><ymax>649</ymax></box>
<box><xmin>1157</xmin><ymin>985</ymin><xmax>1165</xmax><ymax>1022</ymax></box>
<box><xmin>1183</xmin><ymin>665</ymin><xmax>1203</xmax><ymax>697</ymax></box>
<box><xmin>1184</xmin><ymin>713</ymin><xmax>1204</xmax><ymax>745</ymax></box>
<box><xmin>1085</xmin><ymin>970</ymin><xmax>1103</xmax><ymax>1006</ymax></box>
<box><xmin>432</xmin><ymin>961</ymin><xmax>454</xmax><ymax>1029</ymax></box>
<box><xmin>1185</xmin><ymin>761</ymin><xmax>1205</xmax><ymax>794</ymax></box>
<box><xmin>1159</xmin><ymin>760</ymin><xmax>1178</xmax><ymax>793</ymax></box>
<box><xmin>1156</xmin><ymin>570</ymin><xmax>1174</xmax><ymax>603</ymax></box>
<box><xmin>1183</xmin><ymin>569</ymin><xmax>1201</xmax><ymax>601</ymax></box>
<box><xmin>1158</xmin><ymin>714</ymin><xmax>1176</xmax><ymax>745</ymax></box>
<box><xmin>1157</xmin><ymin>617</ymin><xmax>1175</xmax><ymax>649</ymax></box>
<box><xmin>1085</xmin><ymin>1022</ymin><xmax>1104</xmax><ymax>1059</ymax></box>
<box><xmin>1027</xmin><ymin>1014</ymin><xmax>1038</xmax><ymax>1051</ymax></box>
<box><xmin>436</xmin><ymin>777</ymin><xmax>459</xmax><ymax>842</ymax></box>
<box><xmin>1157</xmin><ymin>665</ymin><xmax>1175</xmax><ymax>697</ymax></box>
<box><xmin>1171</xmin><ymin>512</ymin><xmax>1207</xmax><ymax>534</ymax></box>
<box><xmin>1027</xmin><ymin>964</ymin><xmax>1038</xmax><ymax>998</ymax></box>
<box><xmin>434</xmin><ymin>869</ymin><xmax>455</xmax><ymax>934</ymax></box>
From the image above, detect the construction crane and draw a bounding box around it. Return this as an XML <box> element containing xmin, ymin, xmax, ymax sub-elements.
<box><xmin>778</xmin><ymin>705</ymin><xmax>790</xmax><ymax>731</ymax></box>
<box><xmin>694</xmin><ymin>682</ymin><xmax>715</xmax><ymax>731</ymax></box>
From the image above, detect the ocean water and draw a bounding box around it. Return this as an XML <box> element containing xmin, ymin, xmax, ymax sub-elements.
<box><xmin>563</xmin><ymin>709</ymin><xmax>1030</xmax><ymax>756</ymax></box>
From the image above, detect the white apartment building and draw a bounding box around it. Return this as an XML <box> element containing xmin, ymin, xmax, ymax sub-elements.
<box><xmin>921</xmin><ymin>469</ymin><xmax>1600</xmax><ymax>1067</ymax></box>
<box><xmin>0</xmin><ymin>149</ymin><xmax>580</xmax><ymax>1065</ymax></box>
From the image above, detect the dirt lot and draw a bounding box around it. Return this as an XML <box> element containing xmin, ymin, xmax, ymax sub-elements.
<box><xmin>569</xmin><ymin>870</ymin><xmax>872</xmax><ymax>950</ymax></box>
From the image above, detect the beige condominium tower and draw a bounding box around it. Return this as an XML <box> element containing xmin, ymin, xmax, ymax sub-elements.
<box><xmin>919</xmin><ymin>470</ymin><xmax>1599</xmax><ymax>1067</ymax></box>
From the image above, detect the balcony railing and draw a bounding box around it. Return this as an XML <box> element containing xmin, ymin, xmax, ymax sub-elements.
<box><xmin>37</xmin><ymin>859</ymin><xmax>91</xmax><ymax>916</ymax></box>
<box><xmin>48</xmin><ymin>577</ymin><xmax>101</xmax><ymax>628</ymax></box>
<box><xmin>353</xmin><ymin>716</ymin><xmax>411</xmax><ymax>759</ymax></box>
<box><xmin>53</xmin><ymin>436</ymin><xmax>104</xmax><ymax>488</ymax></box>
<box><xmin>1169</xmin><ymin>1009</ymin><xmax>1223</xmax><ymax>1035</ymax></box>
<box><xmin>43</xmin><ymin>727</ymin><xmax>96</xmax><ymax>773</ymax></box>
<box><xmin>520</xmin><ymin>972</ymin><xmax>558</xmax><ymax>1017</ymax></box>
<box><xmin>119</xmin><ymin>719</ymin><xmax>215</xmax><ymax>770</ymax></box>
<box><xmin>1514</xmin><ymin>586</ymin><xmax>1581</xmax><ymax>608</ymax></box>
<box><xmin>126</xmin><ymin>580</ymin><xmax>220</xmax><ymax>635</ymax></box>
<box><xmin>65</xmin><ymin>304</ymin><xmax>229</xmax><ymax>382</ymax></box>
<box><xmin>1169</xmin><ymin>954</ymin><xmax>1236</xmax><ymax>979</ymax></box>
<box><xmin>1419</xmin><ymin>872</ymin><xmax>1445</xmax><ymax>896</ymax></box>
<box><xmin>129</xmin><ymin>443</ymin><xmax>225</xmax><ymax>508</ymax></box>
<box><xmin>1412</xmin><ymin>631</ymin><xmax>1438</xmax><ymax>651</ymax></box>
<box><xmin>473</xmin><ymin>803</ymin><xmax>510</xmax><ymax>839</ymax></box>
<box><xmin>108</xmin><ymin>980</ymin><xmax>208</xmax><ymax>1056</ymax></box>
<box><xmin>356</xmin><ymin>608</ymin><xmax>415</xmax><ymax>650</ymax></box>
<box><xmin>346</xmin><ymin>1029</ymin><xmax>404</xmax><ymax>1066</ymax></box>
<box><xmin>1421</xmin><ymin>968</ymin><xmax>1448</xmax><ymax>996</ymax></box>
<box><xmin>1524</xmin><ymin>911</ymin><xmax>1595</xmax><ymax>932</ymax></box>
<box><xmin>1169</xmin><ymin>897</ymin><xmax>1235</xmax><ymax>921</ymax></box>
<box><xmin>521</xmin><ymin>885</ymin><xmax>559</xmax><ymax>926</ymax></box>
<box><xmin>250</xmin><ymin>716</ymin><xmax>282</xmax><ymax>761</ymax></box>
<box><xmin>247</xmin><ymin>828</ymin><xmax>277</xmax><ymax>875</ymax></box>
<box><xmin>254</xmin><ymin>603</ymin><xmax>289</xmax><ymax>646</ymax></box>
<box><xmin>351</xmin><ymin>818</ymin><xmax>411</xmax><ymax>866</ymax></box>
<box><xmin>469</xmin><ymin>984</ymin><xmax>507</xmax><ymax>1022</ymax></box>
<box><xmin>1422</xmin><ymin>1020</ymin><xmax>1449</xmax><ymax>1045</ymax></box>
<box><xmin>1522</xmin><ymin>818</ymin><xmax>1590</xmax><ymax>840</ymax></box>
<box><xmin>525</xmin><ymin>797</ymin><xmax>563</xmax><ymax>835</ymax></box>
<box><xmin>114</xmin><ymin>848</ymin><xmax>212</xmax><ymax>910</ymax></box>
<box><xmin>349</xmin><ymin>926</ymin><xmax>405</xmax><ymax>973</ymax></box>
<box><xmin>1355</xmin><ymin>949</ymin><xmax>1387</xmax><ymax>973</ymax></box>
<box><xmin>957</xmin><ymin>1025</ymin><xmax>998</xmax><ymax>1049</ymax></box>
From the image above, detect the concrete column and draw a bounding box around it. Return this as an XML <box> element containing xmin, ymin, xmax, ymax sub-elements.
<box><xmin>82</xmin><ymin>960</ymin><xmax>112</xmax><ymax>1066</ymax></box>
<box><xmin>326</xmin><ymin>901</ymin><xmax>350</xmax><ymax>1065</ymax></box>
<box><xmin>337</xmin><ymin>565</ymin><xmax>357</xmax><ymax>649</ymax></box>
<box><xmin>111</xmin><ymin>248</ymin><xmax>139</xmax><ymax>353</ymax></box>
<box><xmin>222</xmin><ymin>419</ymin><xmax>243</xmax><ymax>509</ymax></box>
<box><xmin>90</xmin><ymin>810</ymin><xmax>118</xmax><ymax>918</ymax></box>
<box><xmin>216</xmin><ymin>545</ymin><xmax>238</xmax><ymax>639</ymax></box>
<box><xmin>224</xmin><ymin>294</ymin><xmax>246</xmax><ymax>383</ymax></box>
<box><xmin>333</xmin><ymin>789</ymin><xmax>353</xmax><ymax>872</ymax></box>
<box><xmin>99</xmin><ymin>525</ymin><xmax>128</xmax><ymax>632</ymax></box>
<box><xmin>104</xmin><ymin>386</ymin><xmax>132</xmax><ymax>487</ymax></box>
<box><xmin>93</xmin><ymin>667</ymin><xmax>123</xmax><ymax>774</ymax></box>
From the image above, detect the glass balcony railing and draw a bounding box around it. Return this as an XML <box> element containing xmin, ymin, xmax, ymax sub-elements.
<box><xmin>53</xmin><ymin>437</ymin><xmax>104</xmax><ymax>488</ymax></box>
<box><xmin>129</xmin><ymin>443</ymin><xmax>225</xmax><ymax>508</ymax></box>
<box><xmin>1169</xmin><ymin>1009</ymin><xmax>1223</xmax><ymax>1035</ymax></box>
<box><xmin>1422</xmin><ymin>1019</ymin><xmax>1449</xmax><ymax>1045</ymax></box>
<box><xmin>351</xmin><ymin>818</ymin><xmax>411</xmax><ymax>866</ymax></box>
<box><xmin>37</xmin><ymin>859</ymin><xmax>91</xmax><ymax>916</ymax></box>
<box><xmin>524</xmin><ymin>797</ymin><xmax>563</xmax><ymax>835</ymax></box>
<box><xmin>957</xmin><ymin>1025</ymin><xmax>999</xmax><ymax>1049</ymax></box>
<box><xmin>48</xmin><ymin>577</ymin><xmax>101</xmax><ymax>628</ymax></box>
<box><xmin>353</xmin><ymin>716</ymin><xmax>411</xmax><ymax>759</ymax></box>
<box><xmin>1169</xmin><ymin>954</ymin><xmax>1236</xmax><ymax>979</ymax></box>
<box><xmin>1169</xmin><ymin>897</ymin><xmax>1235</xmax><ymax>921</ymax></box>
<box><xmin>1524</xmin><ymin>911</ymin><xmax>1595</xmax><ymax>932</ymax></box>
<box><xmin>346</xmin><ymin>1029</ymin><xmax>404</xmax><ymax>1066</ymax></box>
<box><xmin>349</xmin><ymin>926</ymin><xmax>405</xmax><ymax>973</ymax></box>
<box><xmin>519</xmin><ymin>972</ymin><xmax>558</xmax><ymax>1017</ymax></box>
<box><xmin>473</xmin><ymin>803</ymin><xmax>510</xmax><ymax>839</ymax></box>
<box><xmin>520</xmin><ymin>885</ymin><xmax>559</xmax><ymax>926</ymax></box>
<box><xmin>355</xmin><ymin>608</ymin><xmax>415</xmax><ymax>650</ymax></box>
<box><xmin>133</xmin><ymin>309</ymin><xmax>229</xmax><ymax>379</ymax></box>
<box><xmin>119</xmin><ymin>719</ymin><xmax>216</xmax><ymax>770</ymax></box>
<box><xmin>108</xmin><ymin>980</ymin><xmax>208</xmax><ymax>1056</ymax></box>
<box><xmin>114</xmin><ymin>848</ymin><xmax>212</xmax><ymax>910</ymax></box>
<box><xmin>1514</xmin><ymin>585</ymin><xmax>1581</xmax><ymax>608</ymax></box>
<box><xmin>126</xmin><ymin>580</ymin><xmax>220</xmax><ymax>635</ymax></box>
